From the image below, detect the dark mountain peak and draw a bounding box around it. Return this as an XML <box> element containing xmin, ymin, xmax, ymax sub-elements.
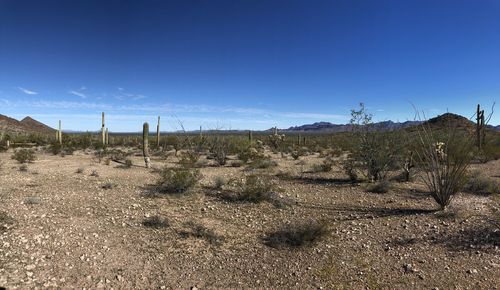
<box><xmin>0</xmin><ymin>114</ymin><xmax>55</xmax><ymax>134</ymax></box>
<box><xmin>424</xmin><ymin>113</ymin><xmax>475</xmax><ymax>130</ymax></box>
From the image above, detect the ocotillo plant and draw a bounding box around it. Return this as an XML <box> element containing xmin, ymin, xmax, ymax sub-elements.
<box><xmin>101</xmin><ymin>112</ymin><xmax>106</xmax><ymax>146</ymax></box>
<box><xmin>143</xmin><ymin>122</ymin><xmax>151</xmax><ymax>168</ymax></box>
<box><xmin>156</xmin><ymin>116</ymin><xmax>161</xmax><ymax>147</ymax></box>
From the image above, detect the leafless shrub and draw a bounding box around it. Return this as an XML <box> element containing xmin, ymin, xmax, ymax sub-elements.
<box><xmin>263</xmin><ymin>220</ymin><xmax>329</xmax><ymax>248</ymax></box>
<box><xmin>179</xmin><ymin>221</ymin><xmax>224</xmax><ymax>246</ymax></box>
<box><xmin>143</xmin><ymin>215</ymin><xmax>169</xmax><ymax>229</ymax></box>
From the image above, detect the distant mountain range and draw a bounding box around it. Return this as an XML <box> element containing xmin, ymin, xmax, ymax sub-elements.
<box><xmin>279</xmin><ymin>113</ymin><xmax>500</xmax><ymax>132</ymax></box>
<box><xmin>0</xmin><ymin>114</ymin><xmax>56</xmax><ymax>135</ymax></box>
<box><xmin>0</xmin><ymin>113</ymin><xmax>498</xmax><ymax>135</ymax></box>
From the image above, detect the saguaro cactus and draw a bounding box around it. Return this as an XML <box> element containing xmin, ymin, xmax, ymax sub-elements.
<box><xmin>105</xmin><ymin>128</ymin><xmax>109</xmax><ymax>145</ymax></box>
<box><xmin>476</xmin><ymin>104</ymin><xmax>485</xmax><ymax>149</ymax></box>
<box><xmin>101</xmin><ymin>112</ymin><xmax>106</xmax><ymax>146</ymax></box>
<box><xmin>58</xmin><ymin>120</ymin><xmax>62</xmax><ymax>145</ymax></box>
<box><xmin>248</xmin><ymin>130</ymin><xmax>252</xmax><ymax>142</ymax></box>
<box><xmin>143</xmin><ymin>122</ymin><xmax>151</xmax><ymax>168</ymax></box>
<box><xmin>156</xmin><ymin>116</ymin><xmax>161</xmax><ymax>147</ymax></box>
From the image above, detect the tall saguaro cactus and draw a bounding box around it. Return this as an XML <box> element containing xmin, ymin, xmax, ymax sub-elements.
<box><xmin>105</xmin><ymin>128</ymin><xmax>109</xmax><ymax>145</ymax></box>
<box><xmin>156</xmin><ymin>116</ymin><xmax>161</xmax><ymax>147</ymax></box>
<box><xmin>101</xmin><ymin>112</ymin><xmax>106</xmax><ymax>146</ymax></box>
<box><xmin>143</xmin><ymin>122</ymin><xmax>151</xmax><ymax>168</ymax></box>
<box><xmin>58</xmin><ymin>120</ymin><xmax>62</xmax><ymax>145</ymax></box>
<box><xmin>248</xmin><ymin>130</ymin><xmax>252</xmax><ymax>142</ymax></box>
<box><xmin>476</xmin><ymin>104</ymin><xmax>485</xmax><ymax>149</ymax></box>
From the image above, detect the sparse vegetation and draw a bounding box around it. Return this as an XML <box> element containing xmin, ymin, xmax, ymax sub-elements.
<box><xmin>24</xmin><ymin>196</ymin><xmax>41</xmax><ymax>205</ymax></box>
<box><xmin>263</xmin><ymin>220</ymin><xmax>329</xmax><ymax>248</ymax></box>
<box><xmin>464</xmin><ymin>170</ymin><xmax>499</xmax><ymax>195</ymax></box>
<box><xmin>143</xmin><ymin>215</ymin><xmax>169</xmax><ymax>229</ymax></box>
<box><xmin>213</xmin><ymin>176</ymin><xmax>227</xmax><ymax>190</ymax></box>
<box><xmin>11</xmin><ymin>149</ymin><xmax>36</xmax><ymax>164</ymax></box>
<box><xmin>156</xmin><ymin>167</ymin><xmax>200</xmax><ymax>194</ymax></box>
<box><xmin>179</xmin><ymin>221</ymin><xmax>224</xmax><ymax>246</ymax></box>
<box><xmin>102</xmin><ymin>182</ymin><xmax>114</xmax><ymax>190</ymax></box>
<box><xmin>366</xmin><ymin>180</ymin><xmax>391</xmax><ymax>193</ymax></box>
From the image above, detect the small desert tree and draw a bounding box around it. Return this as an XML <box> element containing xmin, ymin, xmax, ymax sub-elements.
<box><xmin>349</xmin><ymin>103</ymin><xmax>401</xmax><ymax>181</ymax></box>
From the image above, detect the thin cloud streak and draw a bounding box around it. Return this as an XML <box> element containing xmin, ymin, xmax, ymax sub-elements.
<box><xmin>17</xmin><ymin>87</ymin><xmax>38</xmax><ymax>95</ymax></box>
<box><xmin>69</xmin><ymin>90</ymin><xmax>88</xmax><ymax>99</ymax></box>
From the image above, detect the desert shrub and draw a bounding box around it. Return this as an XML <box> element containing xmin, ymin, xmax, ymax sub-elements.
<box><xmin>157</xmin><ymin>167</ymin><xmax>200</xmax><ymax>194</ymax></box>
<box><xmin>476</xmin><ymin>141</ymin><xmax>500</xmax><ymax>163</ymax></box>
<box><xmin>238</xmin><ymin>146</ymin><xmax>261</xmax><ymax>163</ymax></box>
<box><xmin>48</xmin><ymin>142</ymin><xmax>62</xmax><ymax>155</ymax></box>
<box><xmin>124</xmin><ymin>159</ymin><xmax>133</xmax><ymax>168</ymax></box>
<box><xmin>248</xmin><ymin>157</ymin><xmax>278</xmax><ymax>169</ymax></box>
<box><xmin>230</xmin><ymin>160</ymin><xmax>244</xmax><ymax>167</ymax></box>
<box><xmin>263</xmin><ymin>220</ymin><xmax>329</xmax><ymax>248</ymax></box>
<box><xmin>179</xmin><ymin>221</ymin><xmax>224</xmax><ymax>246</ymax></box>
<box><xmin>213</xmin><ymin>176</ymin><xmax>227</xmax><ymax>189</ymax></box>
<box><xmin>414</xmin><ymin>120</ymin><xmax>474</xmax><ymax>210</ymax></box>
<box><xmin>11</xmin><ymin>149</ymin><xmax>36</xmax><ymax>164</ymax></box>
<box><xmin>178</xmin><ymin>150</ymin><xmax>200</xmax><ymax>168</ymax></box>
<box><xmin>143</xmin><ymin>215</ymin><xmax>169</xmax><ymax>229</ymax></box>
<box><xmin>366</xmin><ymin>180</ymin><xmax>391</xmax><ymax>193</ymax></box>
<box><xmin>218</xmin><ymin>174</ymin><xmax>285</xmax><ymax>206</ymax></box>
<box><xmin>102</xmin><ymin>182</ymin><xmax>114</xmax><ymax>190</ymax></box>
<box><xmin>341</xmin><ymin>158</ymin><xmax>358</xmax><ymax>182</ymax></box>
<box><xmin>24</xmin><ymin>196</ymin><xmax>41</xmax><ymax>205</ymax></box>
<box><xmin>19</xmin><ymin>164</ymin><xmax>28</xmax><ymax>172</ymax></box>
<box><xmin>464</xmin><ymin>170</ymin><xmax>499</xmax><ymax>195</ymax></box>
<box><xmin>349</xmin><ymin>103</ymin><xmax>402</xmax><ymax>181</ymax></box>
<box><xmin>209</xmin><ymin>136</ymin><xmax>228</xmax><ymax>166</ymax></box>
<box><xmin>311</xmin><ymin>157</ymin><xmax>334</xmax><ymax>173</ymax></box>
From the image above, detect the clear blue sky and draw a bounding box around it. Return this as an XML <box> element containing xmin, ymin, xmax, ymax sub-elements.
<box><xmin>0</xmin><ymin>0</ymin><xmax>498</xmax><ymax>131</ymax></box>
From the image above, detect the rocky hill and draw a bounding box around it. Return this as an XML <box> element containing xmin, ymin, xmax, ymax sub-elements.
<box><xmin>0</xmin><ymin>114</ymin><xmax>55</xmax><ymax>135</ymax></box>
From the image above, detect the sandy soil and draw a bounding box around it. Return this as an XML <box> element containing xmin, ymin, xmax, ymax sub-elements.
<box><xmin>0</xmin><ymin>149</ymin><xmax>498</xmax><ymax>289</ymax></box>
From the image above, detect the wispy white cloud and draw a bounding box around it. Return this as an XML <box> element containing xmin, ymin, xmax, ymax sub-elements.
<box><xmin>17</xmin><ymin>87</ymin><xmax>38</xmax><ymax>95</ymax></box>
<box><xmin>0</xmin><ymin>98</ymin><xmax>348</xmax><ymax>122</ymax></box>
<box><xmin>69</xmin><ymin>90</ymin><xmax>88</xmax><ymax>99</ymax></box>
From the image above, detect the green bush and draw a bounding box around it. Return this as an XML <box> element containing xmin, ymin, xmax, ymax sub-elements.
<box><xmin>11</xmin><ymin>149</ymin><xmax>36</xmax><ymax>164</ymax></box>
<box><xmin>157</xmin><ymin>167</ymin><xmax>200</xmax><ymax>193</ymax></box>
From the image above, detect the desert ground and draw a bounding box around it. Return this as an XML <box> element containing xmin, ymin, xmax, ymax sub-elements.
<box><xmin>0</xmin><ymin>148</ymin><xmax>499</xmax><ymax>289</ymax></box>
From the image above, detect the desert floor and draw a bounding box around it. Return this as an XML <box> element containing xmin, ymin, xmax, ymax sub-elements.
<box><xmin>0</xmin><ymin>149</ymin><xmax>499</xmax><ymax>289</ymax></box>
